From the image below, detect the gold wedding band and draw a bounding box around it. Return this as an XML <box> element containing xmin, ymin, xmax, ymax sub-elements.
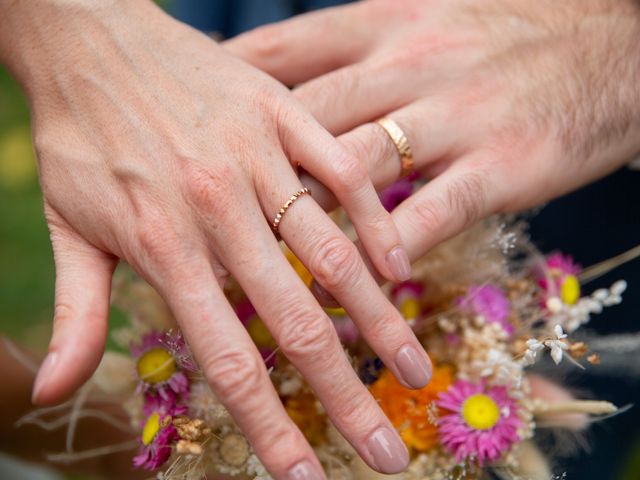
<box><xmin>376</xmin><ymin>117</ymin><xmax>414</xmax><ymax>177</ymax></box>
<box><xmin>271</xmin><ymin>187</ymin><xmax>311</xmax><ymax>233</ymax></box>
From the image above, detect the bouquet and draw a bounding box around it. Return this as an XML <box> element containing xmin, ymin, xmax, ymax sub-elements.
<box><xmin>21</xmin><ymin>208</ymin><xmax>632</xmax><ymax>480</ymax></box>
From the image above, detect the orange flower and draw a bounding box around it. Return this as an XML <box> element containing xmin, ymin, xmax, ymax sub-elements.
<box><xmin>285</xmin><ymin>391</ymin><xmax>326</xmax><ymax>445</ymax></box>
<box><xmin>370</xmin><ymin>364</ymin><xmax>453</xmax><ymax>452</ymax></box>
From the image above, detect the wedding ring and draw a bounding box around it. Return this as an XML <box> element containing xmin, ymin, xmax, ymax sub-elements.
<box><xmin>271</xmin><ymin>187</ymin><xmax>311</xmax><ymax>233</ymax></box>
<box><xmin>376</xmin><ymin>117</ymin><xmax>414</xmax><ymax>177</ymax></box>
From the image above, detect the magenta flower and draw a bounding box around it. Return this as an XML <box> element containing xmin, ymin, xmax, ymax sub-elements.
<box><xmin>457</xmin><ymin>285</ymin><xmax>513</xmax><ymax>335</ymax></box>
<box><xmin>436</xmin><ymin>380</ymin><xmax>521</xmax><ymax>465</ymax></box>
<box><xmin>133</xmin><ymin>411</ymin><xmax>179</xmax><ymax>470</ymax></box>
<box><xmin>379</xmin><ymin>175</ymin><xmax>416</xmax><ymax>212</ymax></box>
<box><xmin>537</xmin><ymin>253</ymin><xmax>582</xmax><ymax>305</ymax></box>
<box><xmin>131</xmin><ymin>331</ymin><xmax>192</xmax><ymax>402</ymax></box>
<box><xmin>545</xmin><ymin>253</ymin><xmax>581</xmax><ymax>276</ymax></box>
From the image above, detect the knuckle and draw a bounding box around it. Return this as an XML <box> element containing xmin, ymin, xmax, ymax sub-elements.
<box><xmin>52</xmin><ymin>301</ymin><xmax>75</xmax><ymax>329</ymax></box>
<box><xmin>444</xmin><ymin>172</ymin><xmax>487</xmax><ymax>227</ymax></box>
<box><xmin>410</xmin><ymin>198</ymin><xmax>447</xmax><ymax>233</ymax></box>
<box><xmin>135</xmin><ymin>214</ymin><xmax>179</xmax><ymax>268</ymax></box>
<box><xmin>202</xmin><ymin>349</ymin><xmax>264</xmax><ymax>402</ymax></box>
<box><xmin>332</xmin><ymin>389</ymin><xmax>380</xmax><ymax>430</ymax></box>
<box><xmin>363</xmin><ymin>209</ymin><xmax>394</xmax><ymax>237</ymax></box>
<box><xmin>277</xmin><ymin>303</ymin><xmax>336</xmax><ymax>359</ymax></box>
<box><xmin>310</xmin><ymin>238</ymin><xmax>362</xmax><ymax>289</ymax></box>
<box><xmin>181</xmin><ymin>163</ymin><xmax>238</xmax><ymax>219</ymax></box>
<box><xmin>332</xmin><ymin>153</ymin><xmax>369</xmax><ymax>194</ymax></box>
<box><xmin>245</xmin><ymin>25</ymin><xmax>288</xmax><ymax>59</ymax></box>
<box><xmin>248</xmin><ymin>422</ymin><xmax>300</xmax><ymax>463</ymax></box>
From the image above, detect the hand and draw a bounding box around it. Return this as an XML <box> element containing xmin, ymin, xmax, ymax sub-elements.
<box><xmin>0</xmin><ymin>1</ymin><xmax>431</xmax><ymax>476</ymax></box>
<box><xmin>226</xmin><ymin>0</ymin><xmax>640</xmax><ymax>281</ymax></box>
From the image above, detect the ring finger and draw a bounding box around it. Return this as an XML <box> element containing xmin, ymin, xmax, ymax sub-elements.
<box><xmin>201</xmin><ymin>180</ymin><xmax>412</xmax><ymax>474</ymax></box>
<box><xmin>307</xmin><ymin>97</ymin><xmax>467</xmax><ymax>211</ymax></box>
<box><xmin>256</xmin><ymin>159</ymin><xmax>433</xmax><ymax>390</ymax></box>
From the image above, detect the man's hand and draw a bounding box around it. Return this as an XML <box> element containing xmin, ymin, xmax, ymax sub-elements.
<box><xmin>227</xmin><ymin>0</ymin><xmax>640</xmax><ymax>279</ymax></box>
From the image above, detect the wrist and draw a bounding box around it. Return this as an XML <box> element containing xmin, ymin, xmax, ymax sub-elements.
<box><xmin>0</xmin><ymin>0</ymin><xmax>167</xmax><ymax>97</ymax></box>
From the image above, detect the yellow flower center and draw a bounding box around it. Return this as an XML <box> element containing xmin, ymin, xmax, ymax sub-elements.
<box><xmin>247</xmin><ymin>316</ymin><xmax>274</xmax><ymax>346</ymax></box>
<box><xmin>462</xmin><ymin>394</ymin><xmax>500</xmax><ymax>430</ymax></box>
<box><xmin>400</xmin><ymin>298</ymin><xmax>420</xmax><ymax>320</ymax></box>
<box><xmin>561</xmin><ymin>275</ymin><xmax>580</xmax><ymax>305</ymax></box>
<box><xmin>324</xmin><ymin>307</ymin><xmax>347</xmax><ymax>317</ymax></box>
<box><xmin>142</xmin><ymin>412</ymin><xmax>161</xmax><ymax>446</ymax></box>
<box><xmin>137</xmin><ymin>347</ymin><xmax>176</xmax><ymax>384</ymax></box>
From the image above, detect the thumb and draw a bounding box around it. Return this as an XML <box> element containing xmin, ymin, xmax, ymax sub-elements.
<box><xmin>33</xmin><ymin>219</ymin><xmax>117</xmax><ymax>405</ymax></box>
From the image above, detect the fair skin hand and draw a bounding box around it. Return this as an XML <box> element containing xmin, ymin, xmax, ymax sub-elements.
<box><xmin>226</xmin><ymin>0</ymin><xmax>640</xmax><ymax>295</ymax></box>
<box><xmin>0</xmin><ymin>0</ymin><xmax>434</xmax><ymax>476</ymax></box>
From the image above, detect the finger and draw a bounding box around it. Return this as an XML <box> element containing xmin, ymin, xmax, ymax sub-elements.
<box><xmin>260</xmin><ymin>162</ymin><xmax>432</xmax><ymax>390</ymax></box>
<box><xmin>33</xmin><ymin>227</ymin><xmax>117</xmax><ymax>405</ymax></box>
<box><xmin>391</xmin><ymin>153</ymin><xmax>506</xmax><ymax>260</ymax></box>
<box><xmin>199</xmin><ymin>184</ymin><xmax>410</xmax><ymax>474</ymax></box>
<box><xmin>156</xmin><ymin>260</ymin><xmax>326</xmax><ymax>479</ymax></box>
<box><xmin>282</xmin><ymin>109</ymin><xmax>411</xmax><ymax>284</ymax></box>
<box><xmin>310</xmin><ymin>153</ymin><xmax>506</xmax><ymax>307</ymax></box>
<box><xmin>223</xmin><ymin>4</ymin><xmax>375</xmax><ymax>86</ymax></box>
<box><xmin>303</xmin><ymin>99</ymin><xmax>466</xmax><ymax>212</ymax></box>
<box><xmin>293</xmin><ymin>53</ymin><xmax>436</xmax><ymax>135</ymax></box>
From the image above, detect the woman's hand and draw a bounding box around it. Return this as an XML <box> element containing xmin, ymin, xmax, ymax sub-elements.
<box><xmin>226</xmin><ymin>0</ymin><xmax>640</xmax><ymax>279</ymax></box>
<box><xmin>0</xmin><ymin>0</ymin><xmax>431</xmax><ymax>476</ymax></box>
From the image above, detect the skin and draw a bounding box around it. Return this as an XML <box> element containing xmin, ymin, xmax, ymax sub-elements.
<box><xmin>226</xmin><ymin>0</ymin><xmax>640</xmax><ymax>294</ymax></box>
<box><xmin>0</xmin><ymin>0</ymin><xmax>433</xmax><ymax>477</ymax></box>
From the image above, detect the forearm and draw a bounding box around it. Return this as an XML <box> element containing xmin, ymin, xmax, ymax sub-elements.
<box><xmin>596</xmin><ymin>0</ymin><xmax>640</xmax><ymax>168</ymax></box>
<box><xmin>0</xmin><ymin>0</ymin><xmax>166</xmax><ymax>98</ymax></box>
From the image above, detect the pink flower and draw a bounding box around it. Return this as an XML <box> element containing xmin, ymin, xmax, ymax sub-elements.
<box><xmin>131</xmin><ymin>331</ymin><xmax>192</xmax><ymax>402</ymax></box>
<box><xmin>545</xmin><ymin>253</ymin><xmax>581</xmax><ymax>276</ymax></box>
<box><xmin>436</xmin><ymin>380</ymin><xmax>521</xmax><ymax>465</ymax></box>
<box><xmin>537</xmin><ymin>253</ymin><xmax>582</xmax><ymax>305</ymax></box>
<box><xmin>457</xmin><ymin>285</ymin><xmax>513</xmax><ymax>335</ymax></box>
<box><xmin>133</xmin><ymin>411</ymin><xmax>179</xmax><ymax>471</ymax></box>
<box><xmin>379</xmin><ymin>175</ymin><xmax>418</xmax><ymax>212</ymax></box>
<box><xmin>391</xmin><ymin>281</ymin><xmax>424</xmax><ymax>322</ymax></box>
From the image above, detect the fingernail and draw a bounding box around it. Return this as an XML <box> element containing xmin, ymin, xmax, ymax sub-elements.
<box><xmin>288</xmin><ymin>460</ymin><xmax>325</xmax><ymax>480</ymax></box>
<box><xmin>366</xmin><ymin>427</ymin><xmax>409</xmax><ymax>474</ymax></box>
<box><xmin>32</xmin><ymin>351</ymin><xmax>58</xmax><ymax>403</ymax></box>
<box><xmin>311</xmin><ymin>280</ymin><xmax>340</xmax><ymax>308</ymax></box>
<box><xmin>386</xmin><ymin>247</ymin><xmax>411</xmax><ymax>282</ymax></box>
<box><xmin>395</xmin><ymin>345</ymin><xmax>432</xmax><ymax>389</ymax></box>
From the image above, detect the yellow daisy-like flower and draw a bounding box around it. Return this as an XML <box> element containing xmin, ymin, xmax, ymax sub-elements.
<box><xmin>369</xmin><ymin>364</ymin><xmax>453</xmax><ymax>452</ymax></box>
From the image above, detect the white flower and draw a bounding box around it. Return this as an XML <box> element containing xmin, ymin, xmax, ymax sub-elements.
<box><xmin>554</xmin><ymin>324</ymin><xmax>567</xmax><ymax>340</ymax></box>
<box><xmin>611</xmin><ymin>280</ymin><xmax>627</xmax><ymax>296</ymax></box>
<box><xmin>545</xmin><ymin>325</ymin><xmax>569</xmax><ymax>364</ymax></box>
<box><xmin>521</xmin><ymin>339</ymin><xmax>544</xmax><ymax>366</ymax></box>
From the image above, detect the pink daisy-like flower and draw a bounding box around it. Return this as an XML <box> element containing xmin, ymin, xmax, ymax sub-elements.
<box><xmin>131</xmin><ymin>330</ymin><xmax>193</xmax><ymax>402</ymax></box>
<box><xmin>142</xmin><ymin>391</ymin><xmax>188</xmax><ymax>418</ymax></box>
<box><xmin>436</xmin><ymin>380</ymin><xmax>521</xmax><ymax>465</ymax></box>
<box><xmin>457</xmin><ymin>285</ymin><xmax>513</xmax><ymax>335</ymax></box>
<box><xmin>537</xmin><ymin>253</ymin><xmax>582</xmax><ymax>305</ymax></box>
<box><xmin>133</xmin><ymin>411</ymin><xmax>179</xmax><ymax>470</ymax></box>
<box><xmin>391</xmin><ymin>281</ymin><xmax>424</xmax><ymax>322</ymax></box>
